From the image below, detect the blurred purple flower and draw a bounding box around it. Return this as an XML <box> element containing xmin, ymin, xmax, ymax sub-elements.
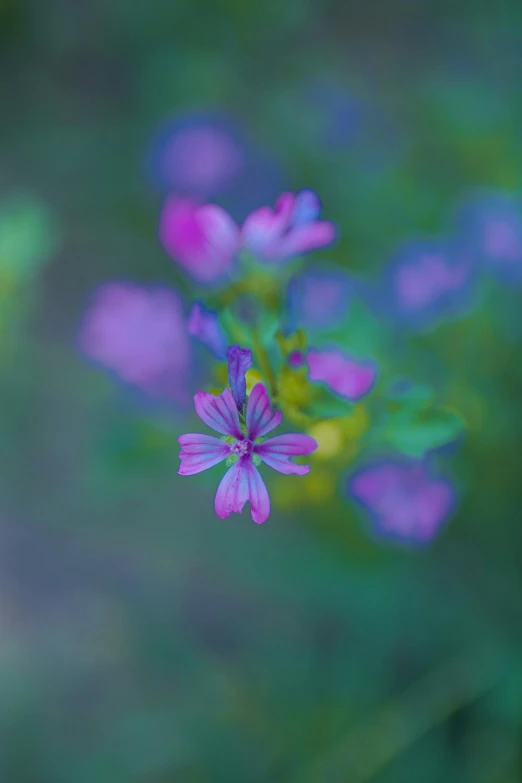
<box><xmin>188</xmin><ymin>303</ymin><xmax>227</xmax><ymax>358</ymax></box>
<box><xmin>146</xmin><ymin>112</ymin><xmax>244</xmax><ymax>199</ymax></box>
<box><xmin>380</xmin><ymin>239</ymin><xmax>474</xmax><ymax>329</ymax></box>
<box><xmin>287</xmin><ymin>265</ymin><xmax>353</xmax><ymax>332</ymax></box>
<box><xmin>178</xmin><ymin>382</ymin><xmax>317</xmax><ymax>524</ymax></box>
<box><xmin>349</xmin><ymin>459</ymin><xmax>456</xmax><ymax>545</ymax></box>
<box><xmin>454</xmin><ymin>190</ymin><xmax>522</xmax><ymax>284</ymax></box>
<box><xmin>159</xmin><ymin>197</ymin><xmax>240</xmax><ymax>283</ymax></box>
<box><xmin>80</xmin><ymin>282</ymin><xmax>190</xmax><ymax>400</ymax></box>
<box><xmin>308</xmin><ymin>349</ymin><xmax>376</xmax><ymax>401</ymax></box>
<box><xmin>242</xmin><ymin>190</ymin><xmax>335</xmax><ymax>262</ymax></box>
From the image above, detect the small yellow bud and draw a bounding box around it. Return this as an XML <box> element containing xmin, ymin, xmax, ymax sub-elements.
<box><xmin>308</xmin><ymin>421</ymin><xmax>343</xmax><ymax>460</ymax></box>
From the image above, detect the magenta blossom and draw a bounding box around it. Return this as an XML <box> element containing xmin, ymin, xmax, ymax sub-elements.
<box><xmin>349</xmin><ymin>460</ymin><xmax>456</xmax><ymax>545</ymax></box>
<box><xmin>178</xmin><ymin>346</ymin><xmax>317</xmax><ymax>523</ymax></box>
<box><xmin>159</xmin><ymin>197</ymin><xmax>240</xmax><ymax>283</ymax></box>
<box><xmin>80</xmin><ymin>282</ymin><xmax>191</xmax><ymax>400</ymax></box>
<box><xmin>307</xmin><ymin>349</ymin><xmax>376</xmax><ymax>401</ymax></box>
<box><xmin>241</xmin><ymin>190</ymin><xmax>335</xmax><ymax>262</ymax></box>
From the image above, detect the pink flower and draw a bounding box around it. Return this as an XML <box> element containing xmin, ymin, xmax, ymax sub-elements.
<box><xmin>241</xmin><ymin>190</ymin><xmax>335</xmax><ymax>262</ymax></box>
<box><xmin>394</xmin><ymin>253</ymin><xmax>469</xmax><ymax>311</ymax></box>
<box><xmin>307</xmin><ymin>350</ymin><xmax>376</xmax><ymax>400</ymax></box>
<box><xmin>80</xmin><ymin>282</ymin><xmax>190</xmax><ymax>399</ymax></box>
<box><xmin>349</xmin><ymin>460</ymin><xmax>456</xmax><ymax>544</ymax></box>
<box><xmin>159</xmin><ymin>197</ymin><xmax>240</xmax><ymax>283</ymax></box>
<box><xmin>178</xmin><ymin>383</ymin><xmax>317</xmax><ymax>524</ymax></box>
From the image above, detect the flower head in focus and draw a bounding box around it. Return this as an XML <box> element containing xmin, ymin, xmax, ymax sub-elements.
<box><xmin>178</xmin><ymin>345</ymin><xmax>317</xmax><ymax>523</ymax></box>
<box><xmin>159</xmin><ymin>197</ymin><xmax>240</xmax><ymax>283</ymax></box>
<box><xmin>241</xmin><ymin>190</ymin><xmax>335</xmax><ymax>263</ymax></box>
<box><xmin>80</xmin><ymin>282</ymin><xmax>190</xmax><ymax>400</ymax></box>
<box><xmin>349</xmin><ymin>459</ymin><xmax>456</xmax><ymax>545</ymax></box>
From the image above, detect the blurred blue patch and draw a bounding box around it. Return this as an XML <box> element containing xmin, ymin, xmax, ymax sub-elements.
<box><xmin>373</xmin><ymin>237</ymin><xmax>478</xmax><ymax>331</ymax></box>
<box><xmin>453</xmin><ymin>189</ymin><xmax>522</xmax><ymax>285</ymax></box>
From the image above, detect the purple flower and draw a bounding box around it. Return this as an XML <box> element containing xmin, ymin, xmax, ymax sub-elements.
<box><xmin>226</xmin><ymin>345</ymin><xmax>253</xmax><ymax>411</ymax></box>
<box><xmin>307</xmin><ymin>349</ymin><xmax>376</xmax><ymax>401</ymax></box>
<box><xmin>349</xmin><ymin>459</ymin><xmax>456</xmax><ymax>545</ymax></box>
<box><xmin>287</xmin><ymin>266</ymin><xmax>353</xmax><ymax>333</ymax></box>
<box><xmin>454</xmin><ymin>190</ymin><xmax>522</xmax><ymax>284</ymax></box>
<box><xmin>178</xmin><ymin>381</ymin><xmax>317</xmax><ymax>524</ymax></box>
<box><xmin>146</xmin><ymin>111</ymin><xmax>244</xmax><ymax>199</ymax></box>
<box><xmin>188</xmin><ymin>303</ymin><xmax>227</xmax><ymax>358</ymax></box>
<box><xmin>241</xmin><ymin>190</ymin><xmax>335</xmax><ymax>262</ymax></box>
<box><xmin>159</xmin><ymin>197</ymin><xmax>240</xmax><ymax>283</ymax></box>
<box><xmin>80</xmin><ymin>282</ymin><xmax>190</xmax><ymax>399</ymax></box>
<box><xmin>380</xmin><ymin>239</ymin><xmax>474</xmax><ymax>329</ymax></box>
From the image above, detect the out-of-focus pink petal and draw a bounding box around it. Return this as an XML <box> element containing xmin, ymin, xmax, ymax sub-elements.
<box><xmin>279</xmin><ymin>221</ymin><xmax>336</xmax><ymax>258</ymax></box>
<box><xmin>241</xmin><ymin>207</ymin><xmax>281</xmax><ymax>255</ymax></box>
<box><xmin>246</xmin><ymin>462</ymin><xmax>270</xmax><ymax>524</ymax></box>
<box><xmin>159</xmin><ymin>197</ymin><xmax>239</xmax><ymax>283</ymax></box>
<box><xmin>241</xmin><ymin>193</ymin><xmax>295</xmax><ymax>258</ymax></box>
<box><xmin>79</xmin><ymin>282</ymin><xmax>190</xmax><ymax>400</ymax></box>
<box><xmin>194</xmin><ymin>388</ymin><xmax>242</xmax><ymax>437</ymax></box>
<box><xmin>308</xmin><ymin>350</ymin><xmax>376</xmax><ymax>400</ymax></box>
<box><xmin>349</xmin><ymin>460</ymin><xmax>456</xmax><ymax>544</ymax></box>
<box><xmin>255</xmin><ymin>433</ymin><xmax>317</xmax><ymax>476</ymax></box>
<box><xmin>246</xmin><ymin>383</ymin><xmax>282</xmax><ymax>439</ymax></box>
<box><xmin>214</xmin><ymin>459</ymin><xmax>250</xmax><ymax>519</ymax></box>
<box><xmin>273</xmin><ymin>192</ymin><xmax>296</xmax><ymax>226</ymax></box>
<box><xmin>178</xmin><ymin>433</ymin><xmax>229</xmax><ymax>475</ymax></box>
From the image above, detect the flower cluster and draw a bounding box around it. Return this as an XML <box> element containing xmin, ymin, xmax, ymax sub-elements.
<box><xmin>159</xmin><ymin>189</ymin><xmax>336</xmax><ymax>283</ymax></box>
<box><xmin>80</xmin><ymin>151</ymin><xmax>466</xmax><ymax>535</ymax></box>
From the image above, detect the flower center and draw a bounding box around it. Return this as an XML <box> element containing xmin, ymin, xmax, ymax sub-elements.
<box><xmin>230</xmin><ymin>438</ymin><xmax>252</xmax><ymax>457</ymax></box>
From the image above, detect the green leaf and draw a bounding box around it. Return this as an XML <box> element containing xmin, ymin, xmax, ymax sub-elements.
<box><xmin>0</xmin><ymin>195</ymin><xmax>59</xmax><ymax>279</ymax></box>
<box><xmin>380</xmin><ymin>404</ymin><xmax>465</xmax><ymax>458</ymax></box>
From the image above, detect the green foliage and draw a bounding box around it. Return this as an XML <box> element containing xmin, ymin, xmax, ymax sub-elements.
<box><xmin>373</xmin><ymin>382</ymin><xmax>466</xmax><ymax>458</ymax></box>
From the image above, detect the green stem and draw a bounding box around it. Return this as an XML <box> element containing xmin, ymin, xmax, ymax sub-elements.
<box><xmin>252</xmin><ymin>331</ymin><xmax>277</xmax><ymax>398</ymax></box>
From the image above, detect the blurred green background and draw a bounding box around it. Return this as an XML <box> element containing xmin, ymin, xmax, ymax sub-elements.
<box><xmin>1</xmin><ymin>1</ymin><xmax>522</xmax><ymax>781</ymax></box>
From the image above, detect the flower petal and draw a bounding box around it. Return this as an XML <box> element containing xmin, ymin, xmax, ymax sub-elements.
<box><xmin>278</xmin><ymin>221</ymin><xmax>336</xmax><ymax>258</ymax></box>
<box><xmin>194</xmin><ymin>388</ymin><xmax>242</xmax><ymax>437</ymax></box>
<box><xmin>178</xmin><ymin>433</ymin><xmax>229</xmax><ymax>475</ymax></box>
<box><xmin>226</xmin><ymin>345</ymin><xmax>253</xmax><ymax>410</ymax></box>
<box><xmin>214</xmin><ymin>459</ymin><xmax>250</xmax><ymax>518</ymax></box>
<box><xmin>241</xmin><ymin>193</ymin><xmax>295</xmax><ymax>259</ymax></box>
<box><xmin>246</xmin><ymin>383</ymin><xmax>282</xmax><ymax>439</ymax></box>
<box><xmin>257</xmin><ymin>433</ymin><xmax>318</xmax><ymax>455</ymax></box>
<box><xmin>159</xmin><ymin>197</ymin><xmax>239</xmax><ymax>283</ymax></box>
<box><xmin>246</xmin><ymin>462</ymin><xmax>270</xmax><ymax>524</ymax></box>
<box><xmin>307</xmin><ymin>350</ymin><xmax>376</xmax><ymax>400</ymax></box>
<box><xmin>255</xmin><ymin>433</ymin><xmax>317</xmax><ymax>475</ymax></box>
